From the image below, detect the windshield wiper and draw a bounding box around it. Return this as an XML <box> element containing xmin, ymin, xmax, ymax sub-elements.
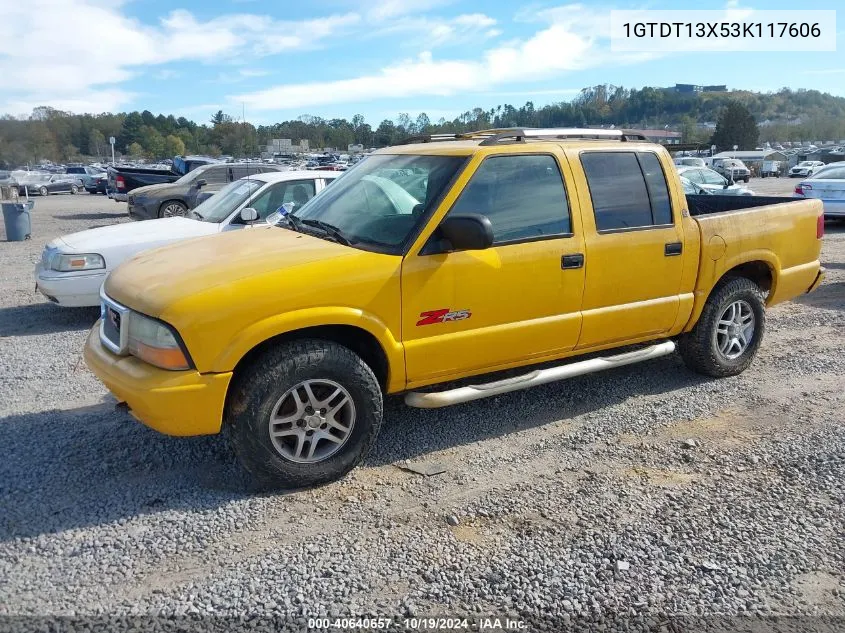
<box><xmin>277</xmin><ymin>212</ymin><xmax>304</xmax><ymax>232</ymax></box>
<box><xmin>190</xmin><ymin>209</ymin><xmax>204</xmax><ymax>220</ymax></box>
<box><xmin>300</xmin><ymin>219</ymin><xmax>355</xmax><ymax>246</ymax></box>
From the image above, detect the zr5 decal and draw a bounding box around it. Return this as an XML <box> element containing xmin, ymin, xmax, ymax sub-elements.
<box><xmin>416</xmin><ymin>309</ymin><xmax>472</xmax><ymax>326</ymax></box>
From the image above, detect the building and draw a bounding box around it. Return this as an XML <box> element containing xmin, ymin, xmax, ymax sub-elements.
<box><xmin>639</xmin><ymin>129</ymin><xmax>682</xmax><ymax>144</ymax></box>
<box><xmin>264</xmin><ymin>138</ymin><xmax>309</xmax><ymax>155</ymax></box>
<box><xmin>674</xmin><ymin>84</ymin><xmax>728</xmax><ymax>94</ymax></box>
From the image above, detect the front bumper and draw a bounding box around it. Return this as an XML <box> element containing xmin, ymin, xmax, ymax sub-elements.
<box><xmin>35</xmin><ymin>264</ymin><xmax>105</xmax><ymax>307</ymax></box>
<box><xmin>84</xmin><ymin>324</ymin><xmax>231</xmax><ymax>436</ymax></box>
<box><xmin>128</xmin><ymin>200</ymin><xmax>154</xmax><ymax>220</ymax></box>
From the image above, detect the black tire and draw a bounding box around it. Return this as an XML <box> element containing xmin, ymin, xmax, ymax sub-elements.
<box><xmin>225</xmin><ymin>339</ymin><xmax>383</xmax><ymax>490</ymax></box>
<box><xmin>39</xmin><ymin>186</ymin><xmax>48</xmax><ymax>196</ymax></box>
<box><xmin>678</xmin><ymin>276</ymin><xmax>766</xmax><ymax>378</ymax></box>
<box><xmin>70</xmin><ymin>185</ymin><xmax>78</xmax><ymax>194</ymax></box>
<box><xmin>158</xmin><ymin>200</ymin><xmax>188</xmax><ymax>218</ymax></box>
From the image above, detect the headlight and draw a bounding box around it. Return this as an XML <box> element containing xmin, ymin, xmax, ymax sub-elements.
<box><xmin>50</xmin><ymin>253</ymin><xmax>105</xmax><ymax>272</ymax></box>
<box><xmin>127</xmin><ymin>312</ymin><xmax>191</xmax><ymax>370</ymax></box>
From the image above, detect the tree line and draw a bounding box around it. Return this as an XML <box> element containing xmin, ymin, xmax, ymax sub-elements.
<box><xmin>2</xmin><ymin>86</ymin><xmax>844</xmax><ymax>166</ymax></box>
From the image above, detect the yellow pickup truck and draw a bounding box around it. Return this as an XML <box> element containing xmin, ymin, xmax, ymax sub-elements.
<box><xmin>84</xmin><ymin>128</ymin><xmax>825</xmax><ymax>488</ymax></box>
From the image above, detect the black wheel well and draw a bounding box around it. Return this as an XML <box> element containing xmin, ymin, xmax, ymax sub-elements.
<box><xmin>231</xmin><ymin>325</ymin><xmax>390</xmax><ymax>389</ymax></box>
<box><xmin>721</xmin><ymin>260</ymin><xmax>773</xmax><ymax>293</ymax></box>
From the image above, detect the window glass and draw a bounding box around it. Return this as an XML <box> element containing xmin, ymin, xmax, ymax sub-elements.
<box><xmin>202</xmin><ymin>166</ymin><xmax>229</xmax><ymax>185</ymax></box>
<box><xmin>294</xmin><ymin>154</ymin><xmax>465</xmax><ymax>251</ymax></box>
<box><xmin>581</xmin><ymin>153</ymin><xmax>653</xmax><ymax>230</ymax></box>
<box><xmin>192</xmin><ymin>178</ymin><xmax>263</xmax><ymax>223</ymax></box>
<box><xmin>639</xmin><ymin>153</ymin><xmax>672</xmax><ymax>225</ymax></box>
<box><xmin>814</xmin><ymin>167</ymin><xmax>845</xmax><ymax>180</ymax></box>
<box><xmin>250</xmin><ymin>180</ymin><xmax>316</xmax><ymax>219</ymax></box>
<box><xmin>449</xmin><ymin>154</ymin><xmax>570</xmax><ymax>243</ymax></box>
<box><xmin>701</xmin><ymin>169</ymin><xmax>727</xmax><ymax>185</ymax></box>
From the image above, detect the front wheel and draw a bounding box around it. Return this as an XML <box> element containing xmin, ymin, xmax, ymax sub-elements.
<box><xmin>39</xmin><ymin>186</ymin><xmax>48</xmax><ymax>196</ymax></box>
<box><xmin>226</xmin><ymin>339</ymin><xmax>383</xmax><ymax>490</ymax></box>
<box><xmin>159</xmin><ymin>200</ymin><xmax>188</xmax><ymax>218</ymax></box>
<box><xmin>678</xmin><ymin>277</ymin><xmax>766</xmax><ymax>378</ymax></box>
<box><xmin>70</xmin><ymin>185</ymin><xmax>78</xmax><ymax>194</ymax></box>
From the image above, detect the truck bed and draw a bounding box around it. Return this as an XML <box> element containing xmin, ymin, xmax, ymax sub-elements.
<box><xmin>686</xmin><ymin>194</ymin><xmax>797</xmax><ymax>216</ymax></box>
<box><xmin>687</xmin><ymin>194</ymin><xmax>823</xmax><ymax>315</ymax></box>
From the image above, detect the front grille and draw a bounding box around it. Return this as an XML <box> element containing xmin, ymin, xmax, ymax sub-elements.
<box><xmin>102</xmin><ymin>306</ymin><xmax>122</xmax><ymax>348</ymax></box>
<box><xmin>99</xmin><ymin>293</ymin><xmax>130</xmax><ymax>354</ymax></box>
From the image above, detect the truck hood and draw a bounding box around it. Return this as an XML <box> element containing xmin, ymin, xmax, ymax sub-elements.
<box><xmin>104</xmin><ymin>226</ymin><xmax>358</xmax><ymax>316</ymax></box>
<box><xmin>56</xmin><ymin>218</ymin><xmax>216</xmax><ymax>254</ymax></box>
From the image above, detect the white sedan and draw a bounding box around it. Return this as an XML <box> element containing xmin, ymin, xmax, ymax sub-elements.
<box><xmin>676</xmin><ymin>166</ymin><xmax>754</xmax><ymax>195</ymax></box>
<box><xmin>35</xmin><ymin>171</ymin><xmax>338</xmax><ymax>307</ymax></box>
<box><xmin>789</xmin><ymin>161</ymin><xmax>826</xmax><ymax>178</ymax></box>
<box><xmin>793</xmin><ymin>163</ymin><xmax>845</xmax><ymax>219</ymax></box>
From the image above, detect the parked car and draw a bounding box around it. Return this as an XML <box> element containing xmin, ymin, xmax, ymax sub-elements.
<box><xmin>67</xmin><ymin>166</ymin><xmax>108</xmax><ymax>191</ymax></box>
<box><xmin>84</xmin><ymin>128</ymin><xmax>824</xmax><ymax>489</ymax></box>
<box><xmin>789</xmin><ymin>161</ymin><xmax>826</xmax><ymax>178</ymax></box>
<box><xmin>35</xmin><ymin>171</ymin><xmax>338</xmax><ymax>307</ymax></box>
<box><xmin>108</xmin><ymin>155</ymin><xmax>220</xmax><ymax>202</ymax></box>
<box><xmin>25</xmin><ymin>174</ymin><xmax>83</xmax><ymax>196</ymax></box>
<box><xmin>713</xmin><ymin>159</ymin><xmax>751</xmax><ymax>183</ymax></box>
<box><xmin>677</xmin><ymin>167</ymin><xmax>754</xmax><ymax>195</ymax></box>
<box><xmin>793</xmin><ymin>163</ymin><xmax>845</xmax><ymax>219</ymax></box>
<box><xmin>674</xmin><ymin>157</ymin><xmax>706</xmax><ymax>168</ymax></box>
<box><xmin>127</xmin><ymin>163</ymin><xmax>284</xmax><ymax>220</ymax></box>
<box><xmin>85</xmin><ymin>174</ymin><xmax>108</xmax><ymax>195</ymax></box>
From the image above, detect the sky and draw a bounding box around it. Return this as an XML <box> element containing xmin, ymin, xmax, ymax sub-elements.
<box><xmin>0</xmin><ymin>0</ymin><xmax>842</xmax><ymax>126</ymax></box>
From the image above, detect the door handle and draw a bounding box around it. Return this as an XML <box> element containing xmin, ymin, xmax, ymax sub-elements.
<box><xmin>561</xmin><ymin>253</ymin><xmax>584</xmax><ymax>269</ymax></box>
<box><xmin>664</xmin><ymin>242</ymin><xmax>683</xmax><ymax>256</ymax></box>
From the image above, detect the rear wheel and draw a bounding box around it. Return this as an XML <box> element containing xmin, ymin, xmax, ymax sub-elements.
<box><xmin>678</xmin><ymin>277</ymin><xmax>766</xmax><ymax>378</ymax></box>
<box><xmin>159</xmin><ymin>200</ymin><xmax>188</xmax><ymax>218</ymax></box>
<box><xmin>70</xmin><ymin>185</ymin><xmax>78</xmax><ymax>194</ymax></box>
<box><xmin>39</xmin><ymin>186</ymin><xmax>48</xmax><ymax>196</ymax></box>
<box><xmin>226</xmin><ymin>339</ymin><xmax>383</xmax><ymax>490</ymax></box>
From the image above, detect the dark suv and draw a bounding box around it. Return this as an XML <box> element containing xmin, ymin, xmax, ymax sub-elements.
<box><xmin>127</xmin><ymin>163</ymin><xmax>281</xmax><ymax>220</ymax></box>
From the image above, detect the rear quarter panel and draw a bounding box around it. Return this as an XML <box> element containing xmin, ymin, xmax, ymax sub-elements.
<box><xmin>687</xmin><ymin>198</ymin><xmax>823</xmax><ymax>330</ymax></box>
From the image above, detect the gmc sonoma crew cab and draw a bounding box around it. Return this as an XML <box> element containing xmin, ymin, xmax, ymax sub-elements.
<box><xmin>84</xmin><ymin>128</ymin><xmax>825</xmax><ymax>489</ymax></box>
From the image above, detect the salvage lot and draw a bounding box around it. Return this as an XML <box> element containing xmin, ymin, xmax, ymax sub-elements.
<box><xmin>1</xmin><ymin>187</ymin><xmax>844</xmax><ymax>626</ymax></box>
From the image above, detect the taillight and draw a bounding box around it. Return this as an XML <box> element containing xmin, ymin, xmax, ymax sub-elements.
<box><xmin>817</xmin><ymin>214</ymin><xmax>824</xmax><ymax>239</ymax></box>
<box><xmin>794</xmin><ymin>183</ymin><xmax>810</xmax><ymax>195</ymax></box>
<box><xmin>116</xmin><ymin>175</ymin><xmax>125</xmax><ymax>190</ymax></box>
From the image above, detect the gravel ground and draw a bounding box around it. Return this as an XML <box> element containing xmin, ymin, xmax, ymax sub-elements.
<box><xmin>0</xmin><ymin>192</ymin><xmax>843</xmax><ymax>632</ymax></box>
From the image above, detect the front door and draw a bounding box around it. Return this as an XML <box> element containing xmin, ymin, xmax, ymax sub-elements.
<box><xmin>573</xmin><ymin>150</ymin><xmax>686</xmax><ymax>348</ymax></box>
<box><xmin>401</xmin><ymin>152</ymin><xmax>586</xmax><ymax>386</ymax></box>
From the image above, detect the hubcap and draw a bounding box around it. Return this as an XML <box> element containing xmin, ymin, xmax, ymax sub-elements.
<box><xmin>715</xmin><ymin>300</ymin><xmax>755</xmax><ymax>360</ymax></box>
<box><xmin>163</xmin><ymin>204</ymin><xmax>185</xmax><ymax>217</ymax></box>
<box><xmin>268</xmin><ymin>379</ymin><xmax>355</xmax><ymax>463</ymax></box>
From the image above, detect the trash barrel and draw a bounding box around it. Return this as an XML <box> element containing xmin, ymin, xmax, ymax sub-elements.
<box><xmin>2</xmin><ymin>201</ymin><xmax>34</xmax><ymax>241</ymax></box>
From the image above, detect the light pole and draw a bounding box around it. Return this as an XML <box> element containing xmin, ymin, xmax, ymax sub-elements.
<box><xmin>109</xmin><ymin>136</ymin><xmax>116</xmax><ymax>164</ymax></box>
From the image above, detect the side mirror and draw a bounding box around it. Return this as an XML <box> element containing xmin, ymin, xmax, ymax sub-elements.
<box><xmin>438</xmin><ymin>214</ymin><xmax>494</xmax><ymax>252</ymax></box>
<box><xmin>195</xmin><ymin>179</ymin><xmax>207</xmax><ymax>189</ymax></box>
<box><xmin>239</xmin><ymin>207</ymin><xmax>259</xmax><ymax>223</ymax></box>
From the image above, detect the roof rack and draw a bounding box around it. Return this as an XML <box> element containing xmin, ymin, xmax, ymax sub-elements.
<box><xmin>400</xmin><ymin>128</ymin><xmax>649</xmax><ymax>146</ymax></box>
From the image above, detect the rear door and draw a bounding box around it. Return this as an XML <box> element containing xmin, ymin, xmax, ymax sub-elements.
<box><xmin>401</xmin><ymin>151</ymin><xmax>586</xmax><ymax>385</ymax></box>
<box><xmin>572</xmin><ymin>150</ymin><xmax>687</xmax><ymax>348</ymax></box>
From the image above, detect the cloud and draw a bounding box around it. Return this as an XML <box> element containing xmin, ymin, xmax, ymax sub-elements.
<box><xmin>0</xmin><ymin>0</ymin><xmax>357</xmax><ymax>115</ymax></box>
<box><xmin>367</xmin><ymin>12</ymin><xmax>499</xmax><ymax>48</ymax></box>
<box><xmin>231</xmin><ymin>5</ymin><xmax>637</xmax><ymax>111</ymax></box>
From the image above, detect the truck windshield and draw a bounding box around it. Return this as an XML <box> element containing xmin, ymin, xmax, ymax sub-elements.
<box><xmin>291</xmin><ymin>154</ymin><xmax>466</xmax><ymax>254</ymax></box>
<box><xmin>192</xmin><ymin>179</ymin><xmax>263</xmax><ymax>223</ymax></box>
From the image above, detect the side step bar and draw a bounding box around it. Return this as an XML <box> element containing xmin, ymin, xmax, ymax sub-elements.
<box><xmin>404</xmin><ymin>341</ymin><xmax>676</xmax><ymax>409</ymax></box>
